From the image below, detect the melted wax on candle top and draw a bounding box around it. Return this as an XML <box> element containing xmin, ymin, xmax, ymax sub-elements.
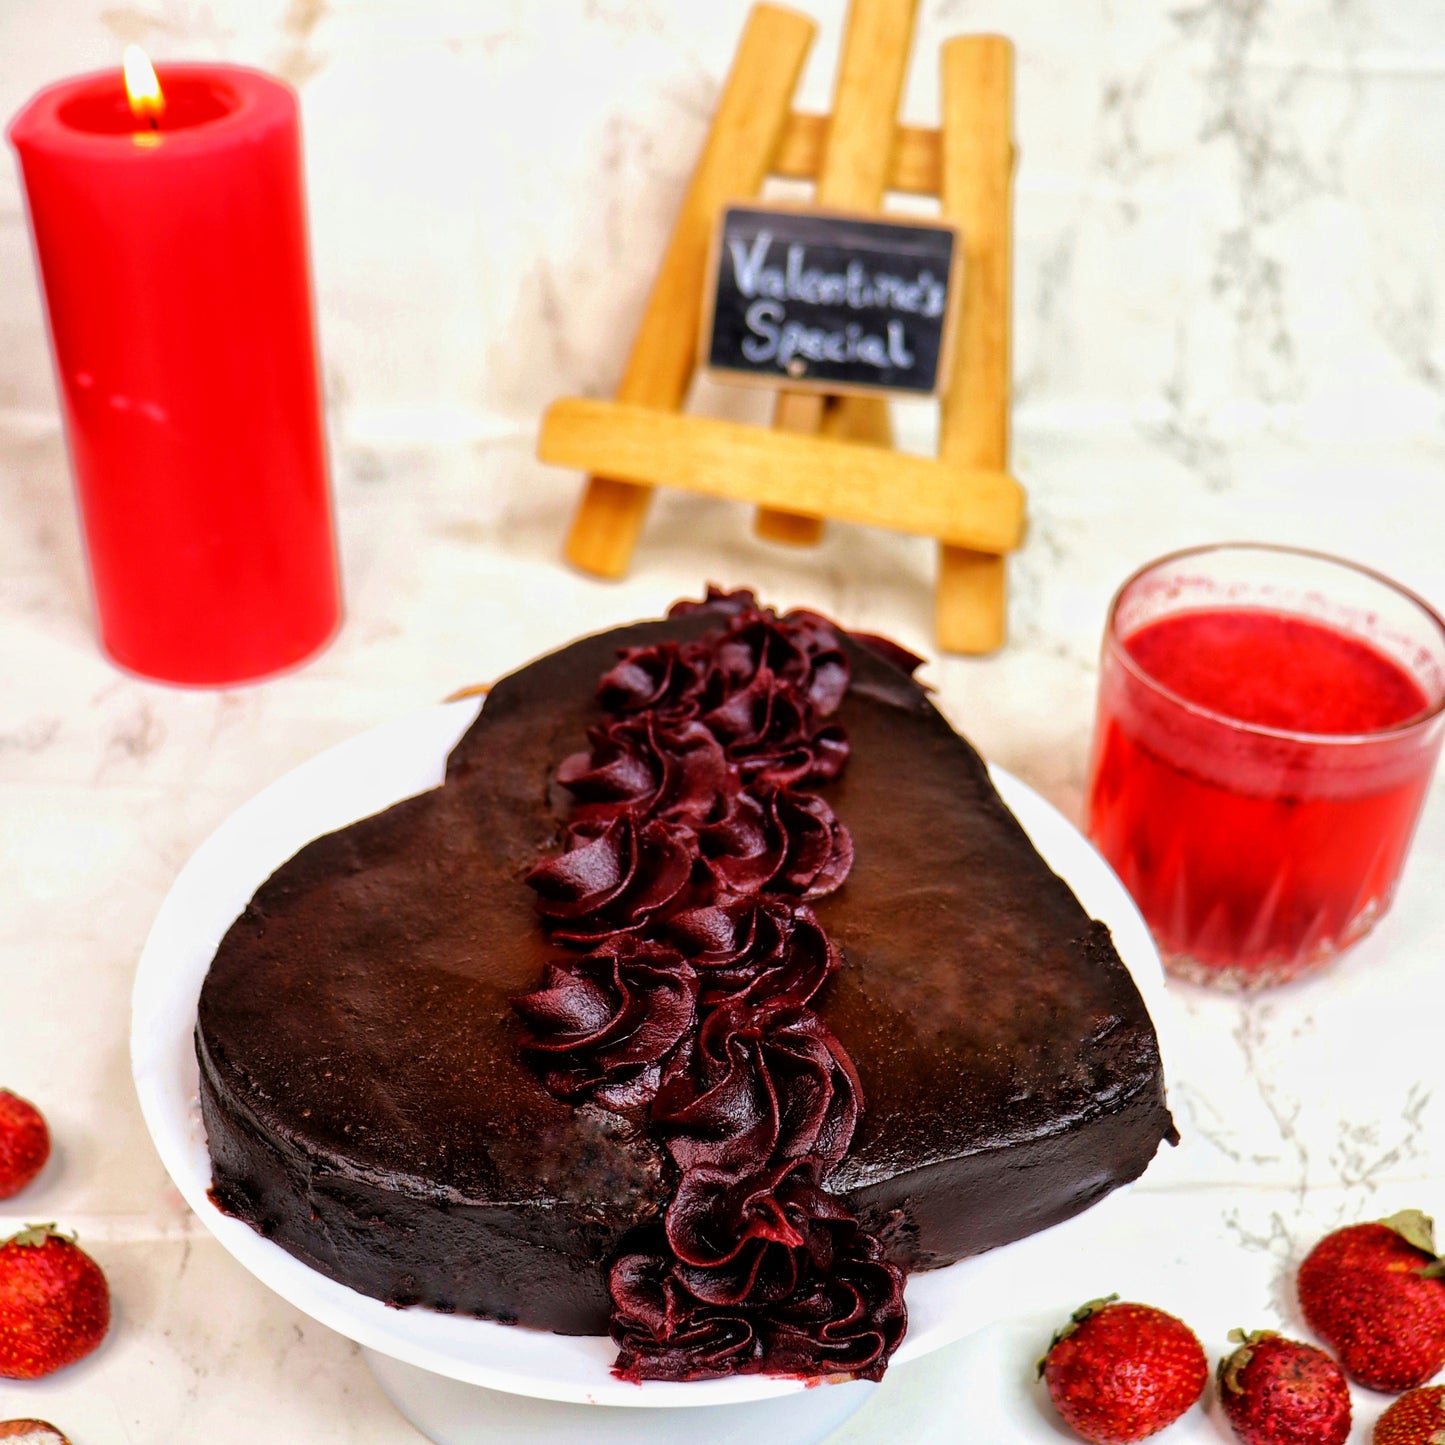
<box><xmin>57</xmin><ymin>76</ymin><xmax>235</xmax><ymax>136</ymax></box>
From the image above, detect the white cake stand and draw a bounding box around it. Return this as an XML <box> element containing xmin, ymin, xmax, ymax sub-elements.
<box><xmin>131</xmin><ymin>699</ymin><xmax>1174</xmax><ymax>1444</ymax></box>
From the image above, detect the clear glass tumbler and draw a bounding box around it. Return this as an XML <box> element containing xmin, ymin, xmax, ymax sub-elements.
<box><xmin>1085</xmin><ymin>544</ymin><xmax>1445</xmax><ymax>989</ymax></box>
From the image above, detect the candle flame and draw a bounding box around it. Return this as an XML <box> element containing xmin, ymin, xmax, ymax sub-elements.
<box><xmin>123</xmin><ymin>45</ymin><xmax>166</xmax><ymax>123</ymax></box>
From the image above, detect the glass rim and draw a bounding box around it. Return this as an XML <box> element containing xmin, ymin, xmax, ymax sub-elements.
<box><xmin>1105</xmin><ymin>542</ymin><xmax>1445</xmax><ymax>746</ymax></box>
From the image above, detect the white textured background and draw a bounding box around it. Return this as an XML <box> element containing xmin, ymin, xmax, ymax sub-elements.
<box><xmin>5</xmin><ymin>0</ymin><xmax>1445</xmax><ymax>450</ymax></box>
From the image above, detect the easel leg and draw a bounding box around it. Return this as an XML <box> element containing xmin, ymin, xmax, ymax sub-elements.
<box><xmin>935</xmin><ymin>35</ymin><xmax>1014</xmax><ymax>654</ymax></box>
<box><xmin>936</xmin><ymin>547</ymin><xmax>1007</xmax><ymax>653</ymax></box>
<box><xmin>564</xmin><ymin>477</ymin><xmax>657</xmax><ymax>579</ymax></box>
<box><xmin>563</xmin><ymin>4</ymin><xmax>816</xmax><ymax>579</ymax></box>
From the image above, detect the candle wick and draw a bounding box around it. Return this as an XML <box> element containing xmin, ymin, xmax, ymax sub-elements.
<box><xmin>147</xmin><ymin>115</ymin><xmax>159</xmax><ymax>132</ymax></box>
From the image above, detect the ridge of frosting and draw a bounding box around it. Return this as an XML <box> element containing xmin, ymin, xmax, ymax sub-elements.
<box><xmin>512</xmin><ymin>589</ymin><xmax>909</xmax><ymax>1382</ymax></box>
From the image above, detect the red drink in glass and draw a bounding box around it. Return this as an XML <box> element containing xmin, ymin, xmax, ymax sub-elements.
<box><xmin>1086</xmin><ymin>545</ymin><xmax>1445</xmax><ymax>988</ymax></box>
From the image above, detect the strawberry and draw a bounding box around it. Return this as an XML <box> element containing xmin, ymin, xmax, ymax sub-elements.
<box><xmin>1299</xmin><ymin>1210</ymin><xmax>1445</xmax><ymax>1391</ymax></box>
<box><xmin>1375</xmin><ymin>1385</ymin><xmax>1445</xmax><ymax>1443</ymax></box>
<box><xmin>0</xmin><ymin>1092</ymin><xmax>50</xmax><ymax>1201</ymax></box>
<box><xmin>1218</xmin><ymin>1330</ymin><xmax>1351</xmax><ymax>1445</ymax></box>
<box><xmin>0</xmin><ymin>1226</ymin><xmax>110</xmax><ymax>1379</ymax></box>
<box><xmin>0</xmin><ymin>1425</ymin><xmax>72</xmax><ymax>1445</ymax></box>
<box><xmin>1038</xmin><ymin>1294</ymin><xmax>1208</xmax><ymax>1442</ymax></box>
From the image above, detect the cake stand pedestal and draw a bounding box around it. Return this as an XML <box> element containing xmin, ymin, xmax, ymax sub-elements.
<box><xmin>362</xmin><ymin>1349</ymin><xmax>875</xmax><ymax>1445</ymax></box>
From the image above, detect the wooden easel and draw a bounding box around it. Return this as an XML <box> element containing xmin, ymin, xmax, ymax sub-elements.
<box><xmin>537</xmin><ymin>0</ymin><xmax>1020</xmax><ymax>654</ymax></box>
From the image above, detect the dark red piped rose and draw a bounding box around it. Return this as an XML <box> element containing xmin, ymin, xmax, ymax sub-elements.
<box><xmin>514</xmin><ymin>592</ymin><xmax>906</xmax><ymax>1382</ymax></box>
<box><xmin>558</xmin><ymin>716</ymin><xmax>737</xmax><ymax>827</ymax></box>
<box><xmin>598</xmin><ymin>641</ymin><xmax>705</xmax><ymax>717</ymax></box>
<box><xmin>664</xmin><ymin>900</ymin><xmax>836</xmax><ymax>1007</ymax></box>
<box><xmin>697</xmin><ymin>788</ymin><xmax>852</xmax><ymax>900</ymax></box>
<box><xmin>513</xmin><ymin>938</ymin><xmax>698</xmax><ymax>1109</ymax></box>
<box><xmin>609</xmin><ymin>1224</ymin><xmax>905</xmax><ymax>1384</ymax></box>
<box><xmin>653</xmin><ymin>1001</ymin><xmax>860</xmax><ymax>1173</ymax></box>
<box><xmin>525</xmin><ymin>814</ymin><xmax>696</xmax><ymax>942</ymax></box>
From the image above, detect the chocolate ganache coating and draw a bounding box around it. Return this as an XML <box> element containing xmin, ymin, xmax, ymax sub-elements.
<box><xmin>196</xmin><ymin>595</ymin><xmax>1174</xmax><ymax>1350</ymax></box>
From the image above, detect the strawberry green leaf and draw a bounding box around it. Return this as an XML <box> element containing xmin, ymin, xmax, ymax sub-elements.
<box><xmin>1036</xmin><ymin>1293</ymin><xmax>1120</xmax><ymax>1377</ymax></box>
<box><xmin>1382</xmin><ymin>1209</ymin><xmax>1439</xmax><ymax>1258</ymax></box>
<box><xmin>6</xmin><ymin>1223</ymin><xmax>74</xmax><ymax>1249</ymax></box>
<box><xmin>1219</xmin><ymin>1330</ymin><xmax>1275</xmax><ymax>1395</ymax></box>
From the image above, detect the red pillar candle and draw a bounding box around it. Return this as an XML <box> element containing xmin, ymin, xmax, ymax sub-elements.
<box><xmin>7</xmin><ymin>59</ymin><xmax>341</xmax><ymax>685</ymax></box>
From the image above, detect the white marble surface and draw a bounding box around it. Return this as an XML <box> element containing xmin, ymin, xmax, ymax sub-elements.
<box><xmin>2</xmin><ymin>0</ymin><xmax>1445</xmax><ymax>1440</ymax></box>
<box><xmin>4</xmin><ymin>0</ymin><xmax>1445</xmax><ymax>450</ymax></box>
<box><xmin>1</xmin><ymin>427</ymin><xmax>1442</xmax><ymax>1441</ymax></box>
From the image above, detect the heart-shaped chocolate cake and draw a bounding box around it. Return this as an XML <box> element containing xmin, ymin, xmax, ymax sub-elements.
<box><xmin>196</xmin><ymin>592</ymin><xmax>1174</xmax><ymax>1382</ymax></box>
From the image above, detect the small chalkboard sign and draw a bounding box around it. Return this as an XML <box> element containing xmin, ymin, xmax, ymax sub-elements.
<box><xmin>703</xmin><ymin>205</ymin><xmax>959</xmax><ymax>396</ymax></box>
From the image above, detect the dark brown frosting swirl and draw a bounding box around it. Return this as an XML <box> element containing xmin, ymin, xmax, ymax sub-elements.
<box><xmin>514</xmin><ymin>590</ymin><xmax>906</xmax><ymax>1382</ymax></box>
<box><xmin>513</xmin><ymin>938</ymin><xmax>698</xmax><ymax>1110</ymax></box>
<box><xmin>664</xmin><ymin>900</ymin><xmax>835</xmax><ymax>1007</ymax></box>
<box><xmin>652</xmin><ymin>999</ymin><xmax>861</xmax><ymax>1174</ymax></box>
